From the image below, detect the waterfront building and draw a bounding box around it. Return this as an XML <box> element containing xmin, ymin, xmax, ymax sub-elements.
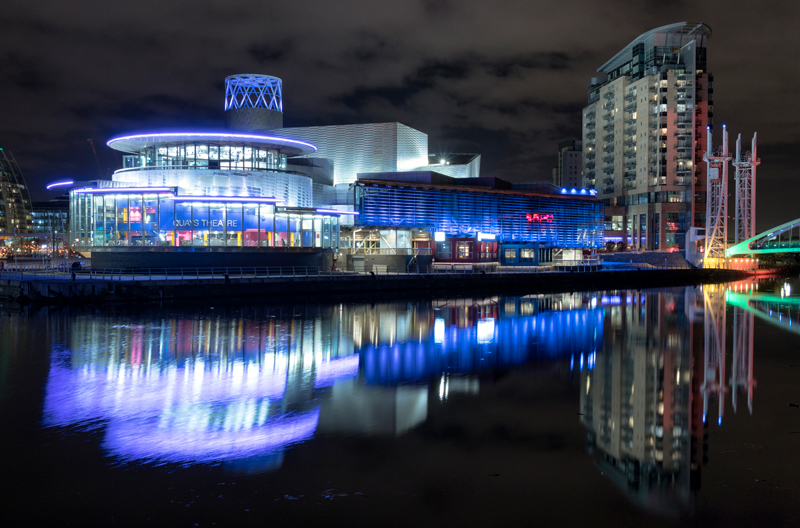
<box><xmin>30</xmin><ymin>199</ymin><xmax>69</xmax><ymax>253</ymax></box>
<box><xmin>342</xmin><ymin>172</ymin><xmax>604</xmax><ymax>268</ymax></box>
<box><xmin>0</xmin><ymin>148</ymin><xmax>33</xmax><ymax>235</ymax></box>
<box><xmin>582</xmin><ymin>22</ymin><xmax>712</xmax><ymax>253</ymax></box>
<box><xmin>553</xmin><ymin>140</ymin><xmax>583</xmax><ymax>190</ymax></box>
<box><xmin>63</xmin><ymin>73</ymin><xmax>602</xmax><ymax>269</ymax></box>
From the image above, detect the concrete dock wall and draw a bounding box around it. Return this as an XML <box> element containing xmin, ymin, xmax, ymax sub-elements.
<box><xmin>0</xmin><ymin>268</ymin><xmax>752</xmax><ymax>306</ymax></box>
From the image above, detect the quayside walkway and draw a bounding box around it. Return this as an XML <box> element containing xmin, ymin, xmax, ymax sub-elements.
<box><xmin>0</xmin><ymin>264</ymin><xmax>750</xmax><ymax>306</ymax></box>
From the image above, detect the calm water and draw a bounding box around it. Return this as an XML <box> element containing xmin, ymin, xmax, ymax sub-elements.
<box><xmin>3</xmin><ymin>279</ymin><xmax>800</xmax><ymax>526</ymax></box>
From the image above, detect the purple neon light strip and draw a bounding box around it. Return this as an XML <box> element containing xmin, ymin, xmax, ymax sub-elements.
<box><xmin>78</xmin><ymin>187</ymin><xmax>174</xmax><ymax>194</ymax></box>
<box><xmin>46</xmin><ymin>180</ymin><xmax>74</xmax><ymax>190</ymax></box>
<box><xmin>173</xmin><ymin>195</ymin><xmax>283</xmax><ymax>204</ymax></box>
<box><xmin>315</xmin><ymin>209</ymin><xmax>359</xmax><ymax>215</ymax></box>
<box><xmin>107</xmin><ymin>132</ymin><xmax>317</xmax><ymax>152</ymax></box>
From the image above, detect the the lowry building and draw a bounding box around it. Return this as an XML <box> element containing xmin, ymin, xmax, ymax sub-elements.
<box><xmin>64</xmin><ymin>74</ymin><xmax>604</xmax><ymax>269</ymax></box>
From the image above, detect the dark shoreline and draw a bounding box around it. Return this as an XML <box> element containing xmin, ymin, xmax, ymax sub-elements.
<box><xmin>0</xmin><ymin>267</ymin><xmax>770</xmax><ymax>308</ymax></box>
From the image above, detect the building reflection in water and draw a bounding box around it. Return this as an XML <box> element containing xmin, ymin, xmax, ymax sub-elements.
<box><xmin>43</xmin><ymin>294</ymin><xmax>602</xmax><ymax>468</ymax></box>
<box><xmin>578</xmin><ymin>281</ymin><xmax>761</xmax><ymax>514</ymax></box>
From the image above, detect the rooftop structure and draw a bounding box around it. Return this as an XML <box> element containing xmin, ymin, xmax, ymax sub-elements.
<box><xmin>270</xmin><ymin>122</ymin><xmax>429</xmax><ymax>186</ymax></box>
<box><xmin>223</xmin><ymin>74</ymin><xmax>284</xmax><ymax>131</ymax></box>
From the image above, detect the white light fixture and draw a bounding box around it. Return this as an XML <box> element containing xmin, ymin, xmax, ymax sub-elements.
<box><xmin>434</xmin><ymin>232</ymin><xmax>445</xmax><ymax>242</ymax></box>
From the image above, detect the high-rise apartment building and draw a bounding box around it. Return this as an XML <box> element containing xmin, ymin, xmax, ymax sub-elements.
<box><xmin>553</xmin><ymin>140</ymin><xmax>583</xmax><ymax>190</ymax></box>
<box><xmin>0</xmin><ymin>148</ymin><xmax>33</xmax><ymax>234</ymax></box>
<box><xmin>582</xmin><ymin>22</ymin><xmax>712</xmax><ymax>253</ymax></box>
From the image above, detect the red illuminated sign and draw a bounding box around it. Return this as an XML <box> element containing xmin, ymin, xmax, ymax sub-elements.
<box><xmin>526</xmin><ymin>213</ymin><xmax>554</xmax><ymax>223</ymax></box>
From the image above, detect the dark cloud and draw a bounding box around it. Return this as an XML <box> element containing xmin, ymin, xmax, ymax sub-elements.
<box><xmin>0</xmin><ymin>0</ymin><xmax>797</xmax><ymax>230</ymax></box>
<box><xmin>337</xmin><ymin>52</ymin><xmax>584</xmax><ymax>110</ymax></box>
<box><xmin>248</xmin><ymin>39</ymin><xmax>294</xmax><ymax>63</ymax></box>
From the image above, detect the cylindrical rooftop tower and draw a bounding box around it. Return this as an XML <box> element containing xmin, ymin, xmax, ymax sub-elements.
<box><xmin>224</xmin><ymin>74</ymin><xmax>283</xmax><ymax>132</ymax></box>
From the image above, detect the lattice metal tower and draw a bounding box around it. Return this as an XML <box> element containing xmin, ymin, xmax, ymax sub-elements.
<box><xmin>733</xmin><ymin>133</ymin><xmax>760</xmax><ymax>245</ymax></box>
<box><xmin>223</xmin><ymin>74</ymin><xmax>284</xmax><ymax>132</ymax></box>
<box><xmin>703</xmin><ymin>126</ymin><xmax>732</xmax><ymax>260</ymax></box>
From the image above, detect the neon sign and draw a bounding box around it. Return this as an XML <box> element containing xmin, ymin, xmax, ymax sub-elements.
<box><xmin>526</xmin><ymin>213</ymin><xmax>554</xmax><ymax>223</ymax></box>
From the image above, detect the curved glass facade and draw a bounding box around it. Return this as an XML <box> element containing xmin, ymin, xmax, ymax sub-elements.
<box><xmin>70</xmin><ymin>189</ymin><xmax>340</xmax><ymax>249</ymax></box>
<box><xmin>121</xmin><ymin>142</ymin><xmax>288</xmax><ymax>172</ymax></box>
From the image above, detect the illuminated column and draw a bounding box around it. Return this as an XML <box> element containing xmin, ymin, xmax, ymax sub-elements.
<box><xmin>733</xmin><ymin>133</ymin><xmax>760</xmax><ymax>246</ymax></box>
<box><xmin>703</xmin><ymin>126</ymin><xmax>732</xmax><ymax>262</ymax></box>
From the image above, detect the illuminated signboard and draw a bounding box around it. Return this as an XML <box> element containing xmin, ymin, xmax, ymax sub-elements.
<box><xmin>526</xmin><ymin>213</ymin><xmax>554</xmax><ymax>223</ymax></box>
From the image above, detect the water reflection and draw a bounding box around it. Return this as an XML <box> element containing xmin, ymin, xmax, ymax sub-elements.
<box><xmin>578</xmin><ymin>280</ymin><xmax>768</xmax><ymax>515</ymax></box>
<box><xmin>43</xmin><ymin>294</ymin><xmax>602</xmax><ymax>467</ymax></box>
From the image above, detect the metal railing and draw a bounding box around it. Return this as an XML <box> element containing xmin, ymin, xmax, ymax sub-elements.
<box><xmin>0</xmin><ymin>259</ymin><xmax>633</xmax><ymax>282</ymax></box>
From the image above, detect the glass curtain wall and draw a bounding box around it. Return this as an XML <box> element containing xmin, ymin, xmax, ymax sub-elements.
<box><xmin>70</xmin><ymin>192</ymin><xmax>339</xmax><ymax>249</ymax></box>
<box><xmin>122</xmin><ymin>143</ymin><xmax>288</xmax><ymax>172</ymax></box>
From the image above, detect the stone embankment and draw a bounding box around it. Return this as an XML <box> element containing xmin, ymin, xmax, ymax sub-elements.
<box><xmin>0</xmin><ymin>268</ymin><xmax>753</xmax><ymax>306</ymax></box>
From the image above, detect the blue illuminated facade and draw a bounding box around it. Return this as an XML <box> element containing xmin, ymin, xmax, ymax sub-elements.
<box><xmin>354</xmin><ymin>179</ymin><xmax>604</xmax><ymax>248</ymax></box>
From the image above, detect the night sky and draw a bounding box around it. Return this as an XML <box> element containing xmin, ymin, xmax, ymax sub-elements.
<box><xmin>2</xmin><ymin>0</ymin><xmax>799</xmax><ymax>231</ymax></box>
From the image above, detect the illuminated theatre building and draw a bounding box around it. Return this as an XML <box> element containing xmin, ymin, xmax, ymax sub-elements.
<box><xmin>67</xmin><ymin>74</ymin><xmax>604</xmax><ymax>268</ymax></box>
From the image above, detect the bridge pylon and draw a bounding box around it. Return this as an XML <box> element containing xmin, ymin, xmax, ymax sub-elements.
<box><xmin>733</xmin><ymin>133</ymin><xmax>760</xmax><ymax>249</ymax></box>
<box><xmin>703</xmin><ymin>126</ymin><xmax>732</xmax><ymax>262</ymax></box>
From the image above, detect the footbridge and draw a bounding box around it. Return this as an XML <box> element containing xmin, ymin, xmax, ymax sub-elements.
<box><xmin>727</xmin><ymin>217</ymin><xmax>800</xmax><ymax>257</ymax></box>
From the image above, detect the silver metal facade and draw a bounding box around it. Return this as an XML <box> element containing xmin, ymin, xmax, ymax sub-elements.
<box><xmin>272</xmin><ymin>123</ymin><xmax>428</xmax><ymax>186</ymax></box>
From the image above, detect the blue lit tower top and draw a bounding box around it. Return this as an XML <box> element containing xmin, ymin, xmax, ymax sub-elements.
<box><xmin>224</xmin><ymin>74</ymin><xmax>283</xmax><ymax>132</ymax></box>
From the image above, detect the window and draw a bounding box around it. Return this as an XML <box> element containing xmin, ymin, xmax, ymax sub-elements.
<box><xmin>520</xmin><ymin>249</ymin><xmax>536</xmax><ymax>263</ymax></box>
<box><xmin>436</xmin><ymin>241</ymin><xmax>452</xmax><ymax>259</ymax></box>
<box><xmin>456</xmin><ymin>241</ymin><xmax>472</xmax><ymax>260</ymax></box>
<box><xmin>504</xmin><ymin>248</ymin><xmax>516</xmax><ymax>259</ymax></box>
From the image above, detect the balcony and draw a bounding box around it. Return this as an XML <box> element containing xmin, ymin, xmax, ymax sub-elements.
<box><xmin>674</xmin><ymin>117</ymin><xmax>693</xmax><ymax>125</ymax></box>
<box><xmin>624</xmin><ymin>103</ymin><xmax>636</xmax><ymax>112</ymax></box>
<box><xmin>602</xmin><ymin>133</ymin><xmax>614</xmax><ymax>142</ymax></box>
<box><xmin>603</xmin><ymin>92</ymin><xmax>615</xmax><ymax>100</ymax></box>
<box><xmin>603</xmin><ymin>185</ymin><xmax>615</xmax><ymax>194</ymax></box>
<box><xmin>624</xmin><ymin>91</ymin><xmax>637</xmax><ymax>101</ymax></box>
<box><xmin>624</xmin><ymin>160</ymin><xmax>636</xmax><ymax>169</ymax></box>
<box><xmin>674</xmin><ymin>177</ymin><xmax>693</xmax><ymax>186</ymax></box>
<box><xmin>603</xmin><ymin>123</ymin><xmax>615</xmax><ymax>132</ymax></box>
<box><xmin>602</xmin><ymin>165</ymin><xmax>615</xmax><ymax>174</ymax></box>
<box><xmin>624</xmin><ymin>170</ymin><xmax>636</xmax><ymax>180</ymax></box>
<box><xmin>603</xmin><ymin>176</ymin><xmax>615</xmax><ymax>185</ymax></box>
<box><xmin>602</xmin><ymin>101</ymin><xmax>614</xmax><ymax>110</ymax></box>
<box><xmin>624</xmin><ymin>180</ymin><xmax>637</xmax><ymax>190</ymax></box>
<box><xmin>623</xmin><ymin>138</ymin><xmax>636</xmax><ymax>147</ymax></box>
<box><xmin>585</xmin><ymin>133</ymin><xmax>596</xmax><ymax>142</ymax></box>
